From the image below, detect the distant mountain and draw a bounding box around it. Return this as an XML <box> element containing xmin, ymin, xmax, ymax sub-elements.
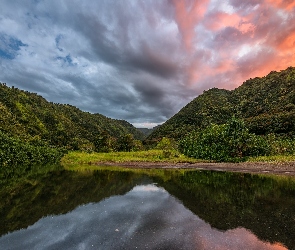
<box><xmin>137</xmin><ymin>128</ymin><xmax>154</xmax><ymax>136</ymax></box>
<box><xmin>115</xmin><ymin>120</ymin><xmax>145</xmax><ymax>140</ymax></box>
<box><xmin>0</xmin><ymin>83</ymin><xmax>145</xmax><ymax>150</ymax></box>
<box><xmin>147</xmin><ymin>67</ymin><xmax>295</xmax><ymax>141</ymax></box>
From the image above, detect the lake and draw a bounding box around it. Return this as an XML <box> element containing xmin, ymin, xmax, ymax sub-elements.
<box><xmin>1</xmin><ymin>167</ymin><xmax>294</xmax><ymax>249</ymax></box>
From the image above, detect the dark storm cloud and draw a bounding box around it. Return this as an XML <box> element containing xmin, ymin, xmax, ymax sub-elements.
<box><xmin>126</xmin><ymin>45</ymin><xmax>180</xmax><ymax>79</ymax></box>
<box><xmin>133</xmin><ymin>81</ymin><xmax>165</xmax><ymax>107</ymax></box>
<box><xmin>0</xmin><ymin>0</ymin><xmax>294</xmax><ymax>127</ymax></box>
<box><xmin>0</xmin><ymin>0</ymin><xmax>187</xmax><ymax>126</ymax></box>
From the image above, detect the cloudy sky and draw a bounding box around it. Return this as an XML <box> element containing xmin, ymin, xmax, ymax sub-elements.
<box><xmin>1</xmin><ymin>0</ymin><xmax>295</xmax><ymax>128</ymax></box>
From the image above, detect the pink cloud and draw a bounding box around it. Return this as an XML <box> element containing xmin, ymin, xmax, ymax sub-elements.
<box><xmin>266</xmin><ymin>0</ymin><xmax>295</xmax><ymax>10</ymax></box>
<box><xmin>203</xmin><ymin>11</ymin><xmax>255</xmax><ymax>35</ymax></box>
<box><xmin>172</xmin><ymin>0</ymin><xmax>210</xmax><ymax>52</ymax></box>
<box><xmin>171</xmin><ymin>0</ymin><xmax>295</xmax><ymax>91</ymax></box>
<box><xmin>203</xmin><ymin>12</ymin><xmax>241</xmax><ymax>31</ymax></box>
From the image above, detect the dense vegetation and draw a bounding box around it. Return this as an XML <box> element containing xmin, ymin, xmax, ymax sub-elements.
<box><xmin>148</xmin><ymin>67</ymin><xmax>295</xmax><ymax>141</ymax></box>
<box><xmin>0</xmin><ymin>130</ymin><xmax>65</xmax><ymax>181</ymax></box>
<box><xmin>0</xmin><ymin>83</ymin><xmax>147</xmax><ymax>178</ymax></box>
<box><xmin>0</xmin><ymin>83</ymin><xmax>144</xmax><ymax>153</ymax></box>
<box><xmin>178</xmin><ymin>117</ymin><xmax>270</xmax><ymax>162</ymax></box>
<box><xmin>179</xmin><ymin>117</ymin><xmax>295</xmax><ymax>162</ymax></box>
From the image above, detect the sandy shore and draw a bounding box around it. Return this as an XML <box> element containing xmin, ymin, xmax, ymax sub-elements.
<box><xmin>97</xmin><ymin>161</ymin><xmax>295</xmax><ymax>176</ymax></box>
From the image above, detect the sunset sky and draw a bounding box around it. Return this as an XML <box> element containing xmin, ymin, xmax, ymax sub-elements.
<box><xmin>1</xmin><ymin>0</ymin><xmax>295</xmax><ymax>128</ymax></box>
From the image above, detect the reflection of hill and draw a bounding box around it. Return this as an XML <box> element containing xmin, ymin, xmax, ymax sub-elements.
<box><xmin>0</xmin><ymin>183</ymin><xmax>286</xmax><ymax>250</ymax></box>
<box><xmin>1</xmin><ymin>169</ymin><xmax>295</xmax><ymax>248</ymax></box>
<box><xmin>155</xmin><ymin>171</ymin><xmax>295</xmax><ymax>249</ymax></box>
<box><xmin>0</xmin><ymin>170</ymin><xmax>147</xmax><ymax>236</ymax></box>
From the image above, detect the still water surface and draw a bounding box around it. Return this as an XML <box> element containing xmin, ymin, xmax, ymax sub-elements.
<box><xmin>1</xmin><ymin>168</ymin><xmax>294</xmax><ymax>249</ymax></box>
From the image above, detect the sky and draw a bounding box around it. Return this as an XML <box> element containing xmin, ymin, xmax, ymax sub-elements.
<box><xmin>0</xmin><ymin>0</ymin><xmax>295</xmax><ymax>128</ymax></box>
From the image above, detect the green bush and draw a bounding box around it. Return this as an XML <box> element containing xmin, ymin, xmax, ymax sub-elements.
<box><xmin>155</xmin><ymin>137</ymin><xmax>177</xmax><ymax>150</ymax></box>
<box><xmin>0</xmin><ymin>131</ymin><xmax>66</xmax><ymax>179</ymax></box>
<box><xmin>179</xmin><ymin>117</ymin><xmax>270</xmax><ymax>162</ymax></box>
<box><xmin>265</xmin><ymin>134</ymin><xmax>295</xmax><ymax>155</ymax></box>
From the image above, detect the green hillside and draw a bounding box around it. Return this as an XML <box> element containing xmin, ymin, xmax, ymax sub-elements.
<box><xmin>148</xmin><ymin>67</ymin><xmax>295</xmax><ymax>141</ymax></box>
<box><xmin>0</xmin><ymin>83</ymin><xmax>144</xmax><ymax>151</ymax></box>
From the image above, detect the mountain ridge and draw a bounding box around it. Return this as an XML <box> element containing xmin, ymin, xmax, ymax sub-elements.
<box><xmin>147</xmin><ymin>66</ymin><xmax>295</xmax><ymax>141</ymax></box>
<box><xmin>0</xmin><ymin>83</ymin><xmax>145</xmax><ymax>151</ymax></box>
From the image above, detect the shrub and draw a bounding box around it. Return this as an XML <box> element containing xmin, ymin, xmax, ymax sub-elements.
<box><xmin>132</xmin><ymin>140</ymin><xmax>144</xmax><ymax>151</ymax></box>
<box><xmin>155</xmin><ymin>137</ymin><xmax>177</xmax><ymax>150</ymax></box>
<box><xmin>0</xmin><ymin>130</ymin><xmax>66</xmax><ymax>179</ymax></box>
<box><xmin>265</xmin><ymin>134</ymin><xmax>295</xmax><ymax>155</ymax></box>
<box><xmin>179</xmin><ymin>117</ymin><xmax>270</xmax><ymax>162</ymax></box>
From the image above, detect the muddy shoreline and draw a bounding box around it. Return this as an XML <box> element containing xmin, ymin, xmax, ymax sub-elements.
<box><xmin>96</xmin><ymin>161</ymin><xmax>295</xmax><ymax>176</ymax></box>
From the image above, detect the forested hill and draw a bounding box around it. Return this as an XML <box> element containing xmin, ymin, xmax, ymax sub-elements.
<box><xmin>0</xmin><ymin>83</ymin><xmax>144</xmax><ymax>150</ymax></box>
<box><xmin>148</xmin><ymin>66</ymin><xmax>295</xmax><ymax>141</ymax></box>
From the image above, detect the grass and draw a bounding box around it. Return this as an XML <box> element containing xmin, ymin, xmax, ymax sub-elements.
<box><xmin>61</xmin><ymin>149</ymin><xmax>295</xmax><ymax>171</ymax></box>
<box><xmin>247</xmin><ymin>154</ymin><xmax>295</xmax><ymax>163</ymax></box>
<box><xmin>61</xmin><ymin>149</ymin><xmax>205</xmax><ymax>168</ymax></box>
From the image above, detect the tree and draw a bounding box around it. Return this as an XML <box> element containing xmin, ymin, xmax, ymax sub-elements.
<box><xmin>94</xmin><ymin>131</ymin><xmax>112</xmax><ymax>152</ymax></box>
<box><xmin>116</xmin><ymin>134</ymin><xmax>135</xmax><ymax>152</ymax></box>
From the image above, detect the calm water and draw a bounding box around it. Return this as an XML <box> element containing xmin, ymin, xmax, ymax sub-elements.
<box><xmin>1</xmin><ymin>168</ymin><xmax>295</xmax><ymax>249</ymax></box>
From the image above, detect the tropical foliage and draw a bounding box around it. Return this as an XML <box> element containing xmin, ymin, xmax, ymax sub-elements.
<box><xmin>0</xmin><ymin>83</ymin><xmax>144</xmax><ymax>152</ymax></box>
<box><xmin>0</xmin><ymin>130</ymin><xmax>65</xmax><ymax>180</ymax></box>
<box><xmin>147</xmin><ymin>67</ymin><xmax>295</xmax><ymax>141</ymax></box>
<box><xmin>0</xmin><ymin>83</ymin><xmax>147</xmax><ymax>179</ymax></box>
<box><xmin>178</xmin><ymin>118</ymin><xmax>270</xmax><ymax>162</ymax></box>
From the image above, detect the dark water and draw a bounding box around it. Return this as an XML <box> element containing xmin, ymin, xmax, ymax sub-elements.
<box><xmin>1</xmin><ymin>168</ymin><xmax>294</xmax><ymax>249</ymax></box>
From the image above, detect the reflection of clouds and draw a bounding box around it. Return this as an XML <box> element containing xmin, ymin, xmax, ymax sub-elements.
<box><xmin>0</xmin><ymin>185</ymin><xmax>287</xmax><ymax>250</ymax></box>
<box><xmin>195</xmin><ymin>227</ymin><xmax>287</xmax><ymax>250</ymax></box>
<box><xmin>132</xmin><ymin>184</ymin><xmax>165</xmax><ymax>192</ymax></box>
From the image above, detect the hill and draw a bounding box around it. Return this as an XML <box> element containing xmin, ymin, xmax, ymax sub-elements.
<box><xmin>147</xmin><ymin>67</ymin><xmax>295</xmax><ymax>141</ymax></box>
<box><xmin>0</xmin><ymin>83</ymin><xmax>145</xmax><ymax>151</ymax></box>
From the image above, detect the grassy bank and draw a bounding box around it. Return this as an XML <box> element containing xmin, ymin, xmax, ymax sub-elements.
<box><xmin>61</xmin><ymin>150</ymin><xmax>205</xmax><ymax>167</ymax></box>
<box><xmin>61</xmin><ymin>150</ymin><xmax>295</xmax><ymax>169</ymax></box>
<box><xmin>247</xmin><ymin>155</ymin><xmax>295</xmax><ymax>163</ymax></box>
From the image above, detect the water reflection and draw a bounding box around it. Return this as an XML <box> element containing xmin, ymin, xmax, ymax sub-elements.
<box><xmin>1</xmin><ymin>169</ymin><xmax>294</xmax><ymax>249</ymax></box>
<box><xmin>0</xmin><ymin>183</ymin><xmax>288</xmax><ymax>250</ymax></box>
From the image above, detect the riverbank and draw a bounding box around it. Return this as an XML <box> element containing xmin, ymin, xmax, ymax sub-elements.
<box><xmin>62</xmin><ymin>151</ymin><xmax>295</xmax><ymax>177</ymax></box>
<box><xmin>95</xmin><ymin>161</ymin><xmax>295</xmax><ymax>176</ymax></box>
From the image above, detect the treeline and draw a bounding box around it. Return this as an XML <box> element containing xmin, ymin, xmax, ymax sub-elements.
<box><xmin>178</xmin><ymin>117</ymin><xmax>295</xmax><ymax>162</ymax></box>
